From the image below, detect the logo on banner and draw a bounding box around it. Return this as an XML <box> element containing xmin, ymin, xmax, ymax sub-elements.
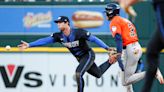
<box><xmin>0</xmin><ymin>64</ymin><xmax>42</xmax><ymax>88</ymax></box>
<box><xmin>0</xmin><ymin>64</ymin><xmax>120</xmax><ymax>89</ymax></box>
<box><xmin>0</xmin><ymin>64</ymin><xmax>23</xmax><ymax>88</ymax></box>
<box><xmin>23</xmin><ymin>11</ymin><xmax>52</xmax><ymax>28</ymax></box>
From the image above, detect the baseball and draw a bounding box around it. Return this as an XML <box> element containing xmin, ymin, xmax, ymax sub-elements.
<box><xmin>5</xmin><ymin>45</ymin><xmax>11</xmax><ymax>50</ymax></box>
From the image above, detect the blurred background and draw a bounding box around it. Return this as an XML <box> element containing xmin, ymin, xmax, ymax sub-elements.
<box><xmin>0</xmin><ymin>0</ymin><xmax>163</xmax><ymax>92</ymax></box>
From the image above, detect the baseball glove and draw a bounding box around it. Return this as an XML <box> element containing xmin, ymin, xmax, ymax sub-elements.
<box><xmin>108</xmin><ymin>48</ymin><xmax>120</xmax><ymax>64</ymax></box>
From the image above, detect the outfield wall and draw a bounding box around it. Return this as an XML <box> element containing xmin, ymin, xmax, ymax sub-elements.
<box><xmin>0</xmin><ymin>52</ymin><xmax>126</xmax><ymax>92</ymax></box>
<box><xmin>0</xmin><ymin>47</ymin><xmax>164</xmax><ymax>92</ymax></box>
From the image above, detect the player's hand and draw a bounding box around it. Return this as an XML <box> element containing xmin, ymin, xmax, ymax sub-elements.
<box><xmin>108</xmin><ymin>47</ymin><xmax>118</xmax><ymax>64</ymax></box>
<box><xmin>108</xmin><ymin>47</ymin><xmax>116</xmax><ymax>52</ymax></box>
<box><xmin>109</xmin><ymin>53</ymin><xmax>120</xmax><ymax>64</ymax></box>
<box><xmin>109</xmin><ymin>52</ymin><xmax>121</xmax><ymax>64</ymax></box>
<box><xmin>18</xmin><ymin>40</ymin><xmax>29</xmax><ymax>51</ymax></box>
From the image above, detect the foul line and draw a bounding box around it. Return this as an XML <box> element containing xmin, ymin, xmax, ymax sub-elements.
<box><xmin>0</xmin><ymin>47</ymin><xmax>164</xmax><ymax>53</ymax></box>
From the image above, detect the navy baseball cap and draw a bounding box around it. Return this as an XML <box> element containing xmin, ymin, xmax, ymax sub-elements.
<box><xmin>54</xmin><ymin>16</ymin><xmax>70</xmax><ymax>23</ymax></box>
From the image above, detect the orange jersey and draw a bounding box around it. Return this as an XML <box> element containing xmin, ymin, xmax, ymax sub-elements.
<box><xmin>109</xmin><ymin>16</ymin><xmax>138</xmax><ymax>46</ymax></box>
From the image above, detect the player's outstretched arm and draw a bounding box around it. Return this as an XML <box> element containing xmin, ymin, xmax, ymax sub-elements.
<box><xmin>18</xmin><ymin>36</ymin><xmax>54</xmax><ymax>51</ymax></box>
<box><xmin>111</xmin><ymin>33</ymin><xmax>124</xmax><ymax>70</ymax></box>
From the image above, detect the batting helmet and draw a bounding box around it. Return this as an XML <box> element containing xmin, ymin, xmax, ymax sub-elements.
<box><xmin>105</xmin><ymin>3</ymin><xmax>120</xmax><ymax>20</ymax></box>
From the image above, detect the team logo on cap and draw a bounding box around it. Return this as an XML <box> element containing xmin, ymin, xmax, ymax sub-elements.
<box><xmin>112</xmin><ymin>26</ymin><xmax>117</xmax><ymax>32</ymax></box>
<box><xmin>58</xmin><ymin>17</ymin><xmax>62</xmax><ymax>20</ymax></box>
<box><xmin>86</xmin><ymin>32</ymin><xmax>90</xmax><ymax>36</ymax></box>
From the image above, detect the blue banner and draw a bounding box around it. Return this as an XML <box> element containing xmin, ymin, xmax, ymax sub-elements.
<box><xmin>0</xmin><ymin>6</ymin><xmax>127</xmax><ymax>35</ymax></box>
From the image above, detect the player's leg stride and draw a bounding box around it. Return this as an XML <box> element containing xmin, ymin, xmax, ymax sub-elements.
<box><xmin>135</xmin><ymin>59</ymin><xmax>164</xmax><ymax>84</ymax></box>
<box><xmin>155</xmin><ymin>68</ymin><xmax>164</xmax><ymax>84</ymax></box>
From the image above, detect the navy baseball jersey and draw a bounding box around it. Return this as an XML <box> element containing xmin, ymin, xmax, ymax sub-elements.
<box><xmin>52</xmin><ymin>28</ymin><xmax>91</xmax><ymax>58</ymax></box>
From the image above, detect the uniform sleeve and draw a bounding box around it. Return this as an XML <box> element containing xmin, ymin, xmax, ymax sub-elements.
<box><xmin>51</xmin><ymin>33</ymin><xmax>60</xmax><ymax>42</ymax></box>
<box><xmin>88</xmin><ymin>35</ymin><xmax>109</xmax><ymax>50</ymax></box>
<box><xmin>114</xmin><ymin>34</ymin><xmax>123</xmax><ymax>53</ymax></box>
<box><xmin>29</xmin><ymin>36</ymin><xmax>54</xmax><ymax>47</ymax></box>
<box><xmin>78</xmin><ymin>29</ymin><xmax>91</xmax><ymax>39</ymax></box>
<box><xmin>110</xmin><ymin>22</ymin><xmax>122</xmax><ymax>37</ymax></box>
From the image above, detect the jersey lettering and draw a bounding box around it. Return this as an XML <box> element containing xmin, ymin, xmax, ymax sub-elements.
<box><xmin>128</xmin><ymin>22</ymin><xmax>136</xmax><ymax>37</ymax></box>
<box><xmin>62</xmin><ymin>40</ymin><xmax>79</xmax><ymax>48</ymax></box>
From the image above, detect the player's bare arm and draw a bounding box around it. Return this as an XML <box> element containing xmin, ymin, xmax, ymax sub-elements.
<box><xmin>18</xmin><ymin>40</ymin><xmax>29</xmax><ymax>50</ymax></box>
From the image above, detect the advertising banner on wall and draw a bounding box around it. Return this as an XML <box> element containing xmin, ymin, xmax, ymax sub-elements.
<box><xmin>0</xmin><ymin>53</ymin><xmax>126</xmax><ymax>92</ymax></box>
<box><xmin>0</xmin><ymin>6</ymin><xmax>127</xmax><ymax>35</ymax></box>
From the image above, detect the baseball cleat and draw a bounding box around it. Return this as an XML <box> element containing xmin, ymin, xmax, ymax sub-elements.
<box><xmin>156</xmin><ymin>68</ymin><xmax>164</xmax><ymax>84</ymax></box>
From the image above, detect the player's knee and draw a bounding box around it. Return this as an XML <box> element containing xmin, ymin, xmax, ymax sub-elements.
<box><xmin>95</xmin><ymin>74</ymin><xmax>101</xmax><ymax>78</ymax></box>
<box><xmin>94</xmin><ymin>71</ymin><xmax>102</xmax><ymax>78</ymax></box>
<box><xmin>75</xmin><ymin>72</ymin><xmax>81</xmax><ymax>80</ymax></box>
<box><xmin>94</xmin><ymin>75</ymin><xmax>101</xmax><ymax>78</ymax></box>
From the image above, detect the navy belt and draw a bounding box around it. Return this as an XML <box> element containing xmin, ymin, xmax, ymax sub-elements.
<box><xmin>123</xmin><ymin>46</ymin><xmax>126</xmax><ymax>49</ymax></box>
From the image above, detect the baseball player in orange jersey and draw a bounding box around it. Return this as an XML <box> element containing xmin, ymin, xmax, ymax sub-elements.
<box><xmin>104</xmin><ymin>3</ymin><xmax>164</xmax><ymax>92</ymax></box>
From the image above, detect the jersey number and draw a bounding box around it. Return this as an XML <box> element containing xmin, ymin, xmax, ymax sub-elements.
<box><xmin>128</xmin><ymin>23</ymin><xmax>136</xmax><ymax>37</ymax></box>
